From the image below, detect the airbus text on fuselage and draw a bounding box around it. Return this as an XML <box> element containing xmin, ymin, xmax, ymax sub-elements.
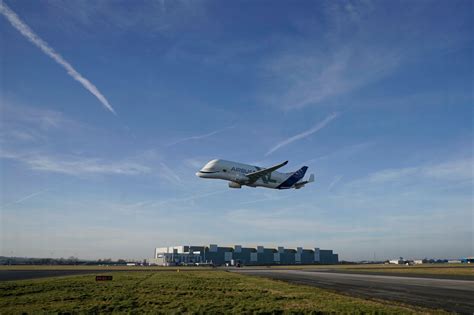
<box><xmin>196</xmin><ymin>159</ymin><xmax>314</xmax><ymax>189</ymax></box>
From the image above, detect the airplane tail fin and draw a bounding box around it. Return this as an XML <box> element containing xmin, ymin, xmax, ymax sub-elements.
<box><xmin>293</xmin><ymin>166</ymin><xmax>308</xmax><ymax>181</ymax></box>
<box><xmin>277</xmin><ymin>166</ymin><xmax>308</xmax><ymax>189</ymax></box>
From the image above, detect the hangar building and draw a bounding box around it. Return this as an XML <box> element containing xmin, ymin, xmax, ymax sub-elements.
<box><xmin>151</xmin><ymin>244</ymin><xmax>338</xmax><ymax>266</ymax></box>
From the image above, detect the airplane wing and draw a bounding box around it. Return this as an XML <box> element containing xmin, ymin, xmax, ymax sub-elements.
<box><xmin>246</xmin><ymin>160</ymin><xmax>288</xmax><ymax>183</ymax></box>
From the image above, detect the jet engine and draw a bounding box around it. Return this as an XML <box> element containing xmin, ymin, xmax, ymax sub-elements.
<box><xmin>228</xmin><ymin>182</ymin><xmax>242</xmax><ymax>189</ymax></box>
<box><xmin>233</xmin><ymin>174</ymin><xmax>248</xmax><ymax>184</ymax></box>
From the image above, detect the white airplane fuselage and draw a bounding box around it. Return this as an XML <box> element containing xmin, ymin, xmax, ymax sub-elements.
<box><xmin>196</xmin><ymin>159</ymin><xmax>313</xmax><ymax>189</ymax></box>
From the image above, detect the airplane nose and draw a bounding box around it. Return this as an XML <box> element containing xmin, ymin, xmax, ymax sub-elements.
<box><xmin>196</xmin><ymin>172</ymin><xmax>201</xmax><ymax>177</ymax></box>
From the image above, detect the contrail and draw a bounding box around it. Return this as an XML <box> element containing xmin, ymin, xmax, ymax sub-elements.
<box><xmin>167</xmin><ymin>126</ymin><xmax>235</xmax><ymax>146</ymax></box>
<box><xmin>1</xmin><ymin>189</ymin><xmax>49</xmax><ymax>209</ymax></box>
<box><xmin>328</xmin><ymin>175</ymin><xmax>343</xmax><ymax>191</ymax></box>
<box><xmin>0</xmin><ymin>2</ymin><xmax>116</xmax><ymax>115</ymax></box>
<box><xmin>266</xmin><ymin>112</ymin><xmax>339</xmax><ymax>156</ymax></box>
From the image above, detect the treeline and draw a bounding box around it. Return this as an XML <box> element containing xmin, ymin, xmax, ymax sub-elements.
<box><xmin>0</xmin><ymin>256</ymin><xmax>132</xmax><ymax>266</ymax></box>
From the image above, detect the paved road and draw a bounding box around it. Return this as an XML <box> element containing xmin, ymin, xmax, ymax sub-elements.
<box><xmin>232</xmin><ymin>269</ymin><xmax>474</xmax><ymax>314</ymax></box>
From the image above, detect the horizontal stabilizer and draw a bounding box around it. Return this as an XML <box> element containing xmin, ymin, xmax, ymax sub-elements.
<box><xmin>294</xmin><ymin>173</ymin><xmax>315</xmax><ymax>189</ymax></box>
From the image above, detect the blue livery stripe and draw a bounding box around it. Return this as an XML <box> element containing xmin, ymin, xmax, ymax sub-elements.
<box><xmin>277</xmin><ymin>166</ymin><xmax>308</xmax><ymax>189</ymax></box>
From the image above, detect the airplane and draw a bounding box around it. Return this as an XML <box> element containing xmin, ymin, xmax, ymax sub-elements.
<box><xmin>196</xmin><ymin>159</ymin><xmax>314</xmax><ymax>189</ymax></box>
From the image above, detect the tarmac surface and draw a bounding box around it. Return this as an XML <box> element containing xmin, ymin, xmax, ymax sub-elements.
<box><xmin>232</xmin><ymin>269</ymin><xmax>474</xmax><ymax>314</ymax></box>
<box><xmin>311</xmin><ymin>268</ymin><xmax>474</xmax><ymax>280</ymax></box>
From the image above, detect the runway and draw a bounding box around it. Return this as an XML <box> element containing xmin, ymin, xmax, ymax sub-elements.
<box><xmin>232</xmin><ymin>269</ymin><xmax>474</xmax><ymax>314</ymax></box>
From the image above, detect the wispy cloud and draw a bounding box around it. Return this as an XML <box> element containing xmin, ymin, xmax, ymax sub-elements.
<box><xmin>158</xmin><ymin>162</ymin><xmax>182</xmax><ymax>185</ymax></box>
<box><xmin>118</xmin><ymin>190</ymin><xmax>229</xmax><ymax>213</ymax></box>
<box><xmin>1</xmin><ymin>129</ymin><xmax>38</xmax><ymax>142</ymax></box>
<box><xmin>239</xmin><ymin>195</ymin><xmax>290</xmax><ymax>205</ymax></box>
<box><xmin>167</xmin><ymin>126</ymin><xmax>234</xmax><ymax>146</ymax></box>
<box><xmin>0</xmin><ymin>3</ymin><xmax>116</xmax><ymax>115</ymax></box>
<box><xmin>367</xmin><ymin>167</ymin><xmax>418</xmax><ymax>184</ymax></box>
<box><xmin>261</xmin><ymin>1</ymin><xmax>469</xmax><ymax>111</ymax></box>
<box><xmin>1</xmin><ymin>102</ymin><xmax>67</xmax><ymax>130</ymax></box>
<box><xmin>152</xmin><ymin>190</ymin><xmax>227</xmax><ymax>208</ymax></box>
<box><xmin>328</xmin><ymin>175</ymin><xmax>343</xmax><ymax>191</ymax></box>
<box><xmin>1</xmin><ymin>189</ymin><xmax>49</xmax><ymax>209</ymax></box>
<box><xmin>0</xmin><ymin>151</ymin><xmax>150</xmax><ymax>176</ymax></box>
<box><xmin>263</xmin><ymin>40</ymin><xmax>401</xmax><ymax>110</ymax></box>
<box><xmin>224</xmin><ymin>207</ymin><xmax>384</xmax><ymax>235</ymax></box>
<box><xmin>366</xmin><ymin>158</ymin><xmax>473</xmax><ymax>184</ymax></box>
<box><xmin>301</xmin><ymin>141</ymin><xmax>375</xmax><ymax>166</ymax></box>
<box><xmin>184</xmin><ymin>157</ymin><xmax>207</xmax><ymax>169</ymax></box>
<box><xmin>46</xmin><ymin>0</ymin><xmax>205</xmax><ymax>37</ymax></box>
<box><xmin>422</xmin><ymin>159</ymin><xmax>473</xmax><ymax>181</ymax></box>
<box><xmin>265</xmin><ymin>113</ymin><xmax>339</xmax><ymax>156</ymax></box>
<box><xmin>338</xmin><ymin>158</ymin><xmax>474</xmax><ymax>208</ymax></box>
<box><xmin>0</xmin><ymin>102</ymin><xmax>90</xmax><ymax>147</ymax></box>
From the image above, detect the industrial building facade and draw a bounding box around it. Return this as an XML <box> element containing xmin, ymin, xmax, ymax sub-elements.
<box><xmin>151</xmin><ymin>244</ymin><xmax>338</xmax><ymax>266</ymax></box>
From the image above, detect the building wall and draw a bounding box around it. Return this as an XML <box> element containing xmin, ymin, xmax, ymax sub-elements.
<box><xmin>319</xmin><ymin>249</ymin><xmax>337</xmax><ymax>264</ymax></box>
<box><xmin>258</xmin><ymin>248</ymin><xmax>276</xmax><ymax>265</ymax></box>
<box><xmin>280</xmin><ymin>249</ymin><xmax>296</xmax><ymax>264</ymax></box>
<box><xmin>301</xmin><ymin>249</ymin><xmax>315</xmax><ymax>264</ymax></box>
<box><xmin>153</xmin><ymin>244</ymin><xmax>339</xmax><ymax>266</ymax></box>
<box><xmin>232</xmin><ymin>246</ymin><xmax>254</xmax><ymax>264</ymax></box>
<box><xmin>206</xmin><ymin>246</ymin><xmax>233</xmax><ymax>265</ymax></box>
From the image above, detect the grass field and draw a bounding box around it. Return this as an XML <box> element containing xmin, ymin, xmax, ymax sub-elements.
<box><xmin>0</xmin><ymin>265</ymin><xmax>208</xmax><ymax>271</ymax></box>
<box><xmin>0</xmin><ymin>270</ymin><xmax>445</xmax><ymax>314</ymax></box>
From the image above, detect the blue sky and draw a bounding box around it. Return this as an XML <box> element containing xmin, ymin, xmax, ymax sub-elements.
<box><xmin>1</xmin><ymin>0</ymin><xmax>472</xmax><ymax>261</ymax></box>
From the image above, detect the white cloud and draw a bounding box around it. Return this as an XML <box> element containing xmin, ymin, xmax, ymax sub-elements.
<box><xmin>328</xmin><ymin>175</ymin><xmax>343</xmax><ymax>191</ymax></box>
<box><xmin>225</xmin><ymin>208</ymin><xmax>317</xmax><ymax>232</ymax></box>
<box><xmin>239</xmin><ymin>193</ymin><xmax>290</xmax><ymax>205</ymax></box>
<box><xmin>224</xmin><ymin>207</ymin><xmax>385</xmax><ymax>235</ymax></box>
<box><xmin>1</xmin><ymin>130</ymin><xmax>38</xmax><ymax>142</ymax></box>
<box><xmin>367</xmin><ymin>167</ymin><xmax>418</xmax><ymax>183</ymax></box>
<box><xmin>422</xmin><ymin>159</ymin><xmax>473</xmax><ymax>181</ymax></box>
<box><xmin>1</xmin><ymin>103</ymin><xmax>68</xmax><ymax>130</ymax></box>
<box><xmin>366</xmin><ymin>158</ymin><xmax>473</xmax><ymax>184</ymax></box>
<box><xmin>167</xmin><ymin>126</ymin><xmax>234</xmax><ymax>146</ymax></box>
<box><xmin>301</xmin><ymin>141</ymin><xmax>375</xmax><ymax>166</ymax></box>
<box><xmin>0</xmin><ymin>3</ymin><xmax>116</xmax><ymax>114</ymax></box>
<box><xmin>266</xmin><ymin>113</ymin><xmax>338</xmax><ymax>156</ymax></box>
<box><xmin>263</xmin><ymin>40</ymin><xmax>401</xmax><ymax>110</ymax></box>
<box><xmin>0</xmin><ymin>103</ymin><xmax>85</xmax><ymax>146</ymax></box>
<box><xmin>158</xmin><ymin>162</ymin><xmax>182</xmax><ymax>185</ymax></box>
<box><xmin>150</xmin><ymin>190</ymin><xmax>228</xmax><ymax>208</ymax></box>
<box><xmin>0</xmin><ymin>151</ymin><xmax>150</xmax><ymax>176</ymax></box>
<box><xmin>1</xmin><ymin>189</ymin><xmax>49</xmax><ymax>209</ymax></box>
<box><xmin>261</xmin><ymin>1</ymin><xmax>469</xmax><ymax>111</ymax></box>
<box><xmin>184</xmin><ymin>157</ymin><xmax>207</xmax><ymax>169</ymax></box>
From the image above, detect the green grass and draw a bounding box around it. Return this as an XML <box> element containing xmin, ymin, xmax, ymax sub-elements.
<box><xmin>0</xmin><ymin>265</ymin><xmax>209</xmax><ymax>271</ymax></box>
<box><xmin>0</xmin><ymin>271</ymin><xmax>445</xmax><ymax>314</ymax></box>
